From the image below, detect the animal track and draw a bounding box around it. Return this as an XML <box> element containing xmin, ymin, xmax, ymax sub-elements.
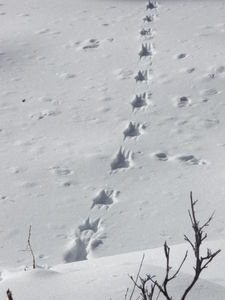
<box><xmin>143</xmin><ymin>15</ymin><xmax>154</xmax><ymax>23</ymax></box>
<box><xmin>30</xmin><ymin>110</ymin><xmax>60</xmax><ymax>120</ymax></box>
<box><xmin>64</xmin><ymin>218</ymin><xmax>104</xmax><ymax>262</ymax></box>
<box><xmin>49</xmin><ymin>166</ymin><xmax>74</xmax><ymax>176</ymax></box>
<box><xmin>82</xmin><ymin>39</ymin><xmax>100</xmax><ymax>50</ymax></box>
<box><xmin>206</xmin><ymin>65</ymin><xmax>225</xmax><ymax>79</ymax></box>
<box><xmin>140</xmin><ymin>28</ymin><xmax>153</xmax><ymax>38</ymax></box>
<box><xmin>175</xmin><ymin>155</ymin><xmax>208</xmax><ymax>166</ymax></box>
<box><xmin>57</xmin><ymin>73</ymin><xmax>76</xmax><ymax>80</ymax></box>
<box><xmin>146</xmin><ymin>0</ymin><xmax>157</xmax><ymax>10</ymax></box>
<box><xmin>153</xmin><ymin>152</ymin><xmax>168</xmax><ymax>161</ymax></box>
<box><xmin>139</xmin><ymin>43</ymin><xmax>153</xmax><ymax>59</ymax></box>
<box><xmin>176</xmin><ymin>53</ymin><xmax>187</xmax><ymax>59</ymax></box>
<box><xmin>110</xmin><ymin>147</ymin><xmax>133</xmax><ymax>171</ymax></box>
<box><xmin>131</xmin><ymin>93</ymin><xmax>150</xmax><ymax>110</ymax></box>
<box><xmin>151</xmin><ymin>152</ymin><xmax>208</xmax><ymax>166</ymax></box>
<box><xmin>35</xmin><ymin>28</ymin><xmax>50</xmax><ymax>35</ymax></box>
<box><xmin>186</xmin><ymin>67</ymin><xmax>195</xmax><ymax>73</ymax></box>
<box><xmin>176</xmin><ymin>96</ymin><xmax>191</xmax><ymax>108</ymax></box>
<box><xmin>91</xmin><ymin>189</ymin><xmax>119</xmax><ymax>209</ymax></box>
<box><xmin>215</xmin><ymin>65</ymin><xmax>225</xmax><ymax>75</ymax></box>
<box><xmin>135</xmin><ymin>70</ymin><xmax>151</xmax><ymax>82</ymax></box>
<box><xmin>123</xmin><ymin>122</ymin><xmax>145</xmax><ymax>139</ymax></box>
<box><xmin>200</xmin><ymin>88</ymin><xmax>218</xmax><ymax>97</ymax></box>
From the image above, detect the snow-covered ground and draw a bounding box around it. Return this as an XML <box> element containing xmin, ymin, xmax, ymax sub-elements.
<box><xmin>1</xmin><ymin>0</ymin><xmax>225</xmax><ymax>298</ymax></box>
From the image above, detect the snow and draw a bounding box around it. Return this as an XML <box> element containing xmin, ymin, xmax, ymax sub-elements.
<box><xmin>0</xmin><ymin>240</ymin><xmax>225</xmax><ymax>299</ymax></box>
<box><xmin>0</xmin><ymin>0</ymin><xmax>225</xmax><ymax>298</ymax></box>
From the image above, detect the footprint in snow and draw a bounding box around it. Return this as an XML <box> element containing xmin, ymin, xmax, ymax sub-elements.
<box><xmin>176</xmin><ymin>53</ymin><xmax>187</xmax><ymax>60</ymax></box>
<box><xmin>131</xmin><ymin>93</ymin><xmax>150</xmax><ymax>110</ymax></box>
<box><xmin>175</xmin><ymin>96</ymin><xmax>191</xmax><ymax>108</ymax></box>
<box><xmin>151</xmin><ymin>152</ymin><xmax>208</xmax><ymax>166</ymax></box>
<box><xmin>49</xmin><ymin>166</ymin><xmax>74</xmax><ymax>176</ymax></box>
<box><xmin>215</xmin><ymin>65</ymin><xmax>225</xmax><ymax>75</ymax></box>
<box><xmin>82</xmin><ymin>39</ymin><xmax>100</xmax><ymax>50</ymax></box>
<box><xmin>134</xmin><ymin>70</ymin><xmax>151</xmax><ymax>83</ymax></box>
<box><xmin>140</xmin><ymin>28</ymin><xmax>153</xmax><ymax>38</ymax></box>
<box><xmin>152</xmin><ymin>152</ymin><xmax>169</xmax><ymax>161</ymax></box>
<box><xmin>175</xmin><ymin>155</ymin><xmax>208</xmax><ymax>166</ymax></box>
<box><xmin>35</xmin><ymin>28</ymin><xmax>50</xmax><ymax>35</ymax></box>
<box><xmin>143</xmin><ymin>15</ymin><xmax>154</xmax><ymax>23</ymax></box>
<box><xmin>146</xmin><ymin>0</ymin><xmax>157</xmax><ymax>10</ymax></box>
<box><xmin>64</xmin><ymin>218</ymin><xmax>104</xmax><ymax>262</ymax></box>
<box><xmin>123</xmin><ymin>121</ymin><xmax>145</xmax><ymax>140</ymax></box>
<box><xmin>186</xmin><ymin>67</ymin><xmax>195</xmax><ymax>73</ymax></box>
<box><xmin>17</xmin><ymin>13</ymin><xmax>30</xmax><ymax>17</ymax></box>
<box><xmin>63</xmin><ymin>41</ymin><xmax>81</xmax><ymax>49</ymax></box>
<box><xmin>110</xmin><ymin>147</ymin><xmax>133</xmax><ymax>171</ymax></box>
<box><xmin>200</xmin><ymin>88</ymin><xmax>219</xmax><ymax>97</ymax></box>
<box><xmin>38</xmin><ymin>96</ymin><xmax>57</xmax><ymax>104</ymax></box>
<box><xmin>91</xmin><ymin>189</ymin><xmax>119</xmax><ymax>209</ymax></box>
<box><xmin>30</xmin><ymin>110</ymin><xmax>60</xmax><ymax>120</ymax></box>
<box><xmin>57</xmin><ymin>73</ymin><xmax>76</xmax><ymax>80</ymax></box>
<box><xmin>139</xmin><ymin>43</ymin><xmax>153</xmax><ymax>59</ymax></box>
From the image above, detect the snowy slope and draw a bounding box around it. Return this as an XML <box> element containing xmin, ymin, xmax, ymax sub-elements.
<box><xmin>0</xmin><ymin>240</ymin><xmax>225</xmax><ymax>300</ymax></box>
<box><xmin>1</xmin><ymin>0</ymin><xmax>225</xmax><ymax>298</ymax></box>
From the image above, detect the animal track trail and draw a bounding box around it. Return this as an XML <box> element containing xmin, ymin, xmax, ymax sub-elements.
<box><xmin>91</xmin><ymin>189</ymin><xmax>119</xmax><ymax>210</ymax></box>
<box><xmin>65</xmin><ymin>1</ymin><xmax>159</xmax><ymax>261</ymax></box>
<box><xmin>110</xmin><ymin>147</ymin><xmax>134</xmax><ymax>172</ymax></box>
<box><xmin>123</xmin><ymin>121</ymin><xmax>146</xmax><ymax>140</ymax></box>
<box><xmin>64</xmin><ymin>218</ymin><xmax>104</xmax><ymax>262</ymax></box>
<box><xmin>63</xmin><ymin>0</ymin><xmax>159</xmax><ymax>266</ymax></box>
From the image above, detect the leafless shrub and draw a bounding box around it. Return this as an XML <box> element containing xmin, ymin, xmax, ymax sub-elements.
<box><xmin>126</xmin><ymin>192</ymin><xmax>221</xmax><ymax>300</ymax></box>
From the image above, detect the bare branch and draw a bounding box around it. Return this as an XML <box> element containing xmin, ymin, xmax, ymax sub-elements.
<box><xmin>168</xmin><ymin>251</ymin><xmax>188</xmax><ymax>282</ymax></box>
<box><xmin>125</xmin><ymin>191</ymin><xmax>221</xmax><ymax>300</ymax></box>
<box><xmin>181</xmin><ymin>192</ymin><xmax>221</xmax><ymax>300</ymax></box>
<box><xmin>129</xmin><ymin>254</ymin><xmax>145</xmax><ymax>300</ymax></box>
<box><xmin>7</xmin><ymin>289</ymin><xmax>13</xmax><ymax>300</ymax></box>
<box><xmin>125</xmin><ymin>288</ymin><xmax>129</xmax><ymax>300</ymax></box>
<box><xmin>27</xmin><ymin>225</ymin><xmax>36</xmax><ymax>269</ymax></box>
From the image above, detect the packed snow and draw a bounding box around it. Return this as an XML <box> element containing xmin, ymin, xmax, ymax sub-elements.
<box><xmin>0</xmin><ymin>0</ymin><xmax>225</xmax><ymax>298</ymax></box>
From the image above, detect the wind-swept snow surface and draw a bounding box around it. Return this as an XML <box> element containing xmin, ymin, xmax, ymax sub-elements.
<box><xmin>0</xmin><ymin>240</ymin><xmax>225</xmax><ymax>300</ymax></box>
<box><xmin>1</xmin><ymin>0</ymin><xmax>225</xmax><ymax>298</ymax></box>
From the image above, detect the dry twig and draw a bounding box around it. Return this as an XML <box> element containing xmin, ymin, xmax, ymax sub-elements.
<box><xmin>7</xmin><ymin>289</ymin><xmax>13</xmax><ymax>300</ymax></box>
<box><xmin>27</xmin><ymin>225</ymin><xmax>36</xmax><ymax>269</ymax></box>
<box><xmin>126</xmin><ymin>192</ymin><xmax>221</xmax><ymax>300</ymax></box>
